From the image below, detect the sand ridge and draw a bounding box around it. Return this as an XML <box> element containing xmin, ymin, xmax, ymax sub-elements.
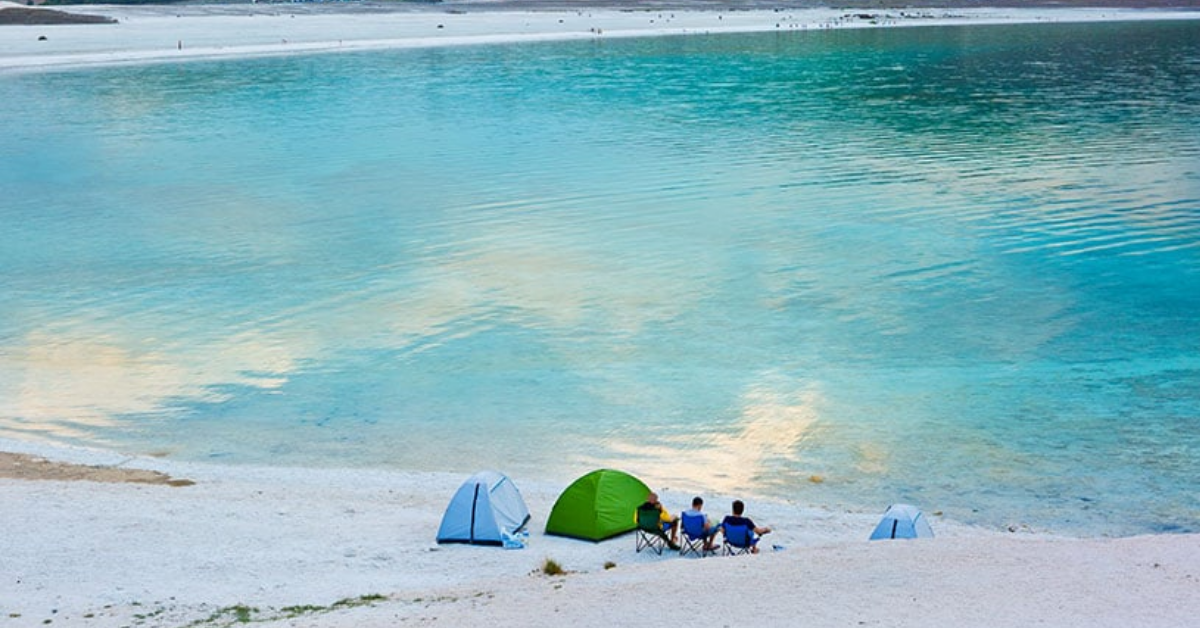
<box><xmin>0</xmin><ymin>451</ymin><xmax>195</xmax><ymax>486</ymax></box>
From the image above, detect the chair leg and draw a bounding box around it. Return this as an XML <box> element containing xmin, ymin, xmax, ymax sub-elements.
<box><xmin>637</xmin><ymin>531</ymin><xmax>665</xmax><ymax>555</ymax></box>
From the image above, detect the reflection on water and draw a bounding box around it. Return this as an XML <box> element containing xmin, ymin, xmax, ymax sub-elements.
<box><xmin>602</xmin><ymin>377</ymin><xmax>823</xmax><ymax>497</ymax></box>
<box><xmin>1</xmin><ymin>325</ymin><xmax>299</xmax><ymax>441</ymax></box>
<box><xmin>1</xmin><ymin>20</ymin><xmax>1199</xmax><ymax>535</ymax></box>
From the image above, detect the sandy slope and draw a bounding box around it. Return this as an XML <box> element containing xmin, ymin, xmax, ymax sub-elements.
<box><xmin>2</xmin><ymin>440</ymin><xmax>1198</xmax><ymax>627</ymax></box>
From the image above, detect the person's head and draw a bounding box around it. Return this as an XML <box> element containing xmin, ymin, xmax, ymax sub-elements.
<box><xmin>692</xmin><ymin>496</ymin><xmax>703</xmax><ymax>509</ymax></box>
<box><xmin>646</xmin><ymin>491</ymin><xmax>659</xmax><ymax>505</ymax></box>
<box><xmin>732</xmin><ymin>499</ymin><xmax>745</xmax><ymax>516</ymax></box>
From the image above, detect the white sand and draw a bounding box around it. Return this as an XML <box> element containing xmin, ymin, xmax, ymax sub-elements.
<box><xmin>2</xmin><ymin>438</ymin><xmax>1198</xmax><ymax>627</ymax></box>
<box><xmin>2</xmin><ymin>3</ymin><xmax>1198</xmax><ymax>73</ymax></box>
<box><xmin>4</xmin><ymin>6</ymin><xmax>1200</xmax><ymax>626</ymax></box>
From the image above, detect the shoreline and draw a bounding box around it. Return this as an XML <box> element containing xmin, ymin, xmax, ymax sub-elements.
<box><xmin>3</xmin><ymin>438</ymin><xmax>1199</xmax><ymax>627</ymax></box>
<box><xmin>1</xmin><ymin>4</ymin><xmax>1198</xmax><ymax>73</ymax></box>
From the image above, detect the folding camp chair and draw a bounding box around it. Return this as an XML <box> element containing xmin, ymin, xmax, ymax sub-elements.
<box><xmin>679</xmin><ymin>512</ymin><xmax>717</xmax><ymax>557</ymax></box>
<box><xmin>635</xmin><ymin>506</ymin><xmax>671</xmax><ymax>555</ymax></box>
<box><xmin>721</xmin><ymin>522</ymin><xmax>755</xmax><ymax>556</ymax></box>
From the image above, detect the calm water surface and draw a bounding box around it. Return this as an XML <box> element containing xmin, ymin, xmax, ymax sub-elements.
<box><xmin>2</xmin><ymin>20</ymin><xmax>1199</xmax><ymax>535</ymax></box>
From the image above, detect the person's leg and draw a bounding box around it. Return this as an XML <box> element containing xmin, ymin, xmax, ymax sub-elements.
<box><xmin>660</xmin><ymin>522</ymin><xmax>680</xmax><ymax>548</ymax></box>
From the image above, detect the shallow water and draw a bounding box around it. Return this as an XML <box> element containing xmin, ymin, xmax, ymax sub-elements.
<box><xmin>2</xmin><ymin>20</ymin><xmax>1199</xmax><ymax>535</ymax></box>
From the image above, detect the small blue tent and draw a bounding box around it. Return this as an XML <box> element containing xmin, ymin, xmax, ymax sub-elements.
<box><xmin>437</xmin><ymin>471</ymin><xmax>531</xmax><ymax>546</ymax></box>
<box><xmin>869</xmin><ymin>503</ymin><xmax>934</xmax><ymax>540</ymax></box>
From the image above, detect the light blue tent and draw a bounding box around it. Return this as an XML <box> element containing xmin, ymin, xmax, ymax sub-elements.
<box><xmin>869</xmin><ymin>503</ymin><xmax>934</xmax><ymax>540</ymax></box>
<box><xmin>437</xmin><ymin>471</ymin><xmax>531</xmax><ymax>546</ymax></box>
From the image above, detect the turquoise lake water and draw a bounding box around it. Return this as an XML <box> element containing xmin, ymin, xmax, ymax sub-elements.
<box><xmin>2</xmin><ymin>20</ymin><xmax>1198</xmax><ymax>535</ymax></box>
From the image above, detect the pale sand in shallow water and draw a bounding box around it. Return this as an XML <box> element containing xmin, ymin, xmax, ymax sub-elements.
<box><xmin>0</xmin><ymin>451</ymin><xmax>194</xmax><ymax>485</ymax></box>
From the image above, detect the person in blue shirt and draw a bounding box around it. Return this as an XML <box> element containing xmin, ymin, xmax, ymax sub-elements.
<box><xmin>721</xmin><ymin>499</ymin><xmax>772</xmax><ymax>554</ymax></box>
<box><xmin>682</xmin><ymin>496</ymin><xmax>721</xmax><ymax>552</ymax></box>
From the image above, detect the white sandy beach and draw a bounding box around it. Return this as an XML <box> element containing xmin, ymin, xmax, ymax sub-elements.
<box><xmin>1</xmin><ymin>3</ymin><xmax>1198</xmax><ymax>72</ymax></box>
<box><xmin>2</xmin><ymin>438</ymin><xmax>1199</xmax><ymax>627</ymax></box>
<box><xmin>3</xmin><ymin>4</ymin><xmax>1200</xmax><ymax>627</ymax></box>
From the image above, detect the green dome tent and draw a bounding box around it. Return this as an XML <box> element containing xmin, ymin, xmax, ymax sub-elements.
<box><xmin>544</xmin><ymin>468</ymin><xmax>651</xmax><ymax>542</ymax></box>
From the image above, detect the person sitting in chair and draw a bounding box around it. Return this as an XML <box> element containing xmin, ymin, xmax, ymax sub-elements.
<box><xmin>682</xmin><ymin>496</ymin><xmax>721</xmax><ymax>552</ymax></box>
<box><xmin>635</xmin><ymin>491</ymin><xmax>679</xmax><ymax>549</ymax></box>
<box><xmin>721</xmin><ymin>499</ymin><xmax>772</xmax><ymax>554</ymax></box>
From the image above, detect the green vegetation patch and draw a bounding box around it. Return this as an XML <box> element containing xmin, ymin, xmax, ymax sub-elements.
<box><xmin>541</xmin><ymin>558</ymin><xmax>565</xmax><ymax>576</ymax></box>
<box><xmin>184</xmin><ymin>595</ymin><xmax>388</xmax><ymax>627</ymax></box>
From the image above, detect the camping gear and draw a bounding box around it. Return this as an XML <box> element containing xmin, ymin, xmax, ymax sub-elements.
<box><xmin>544</xmin><ymin>468</ymin><xmax>650</xmax><ymax>542</ymax></box>
<box><xmin>436</xmin><ymin>470</ymin><xmax>531</xmax><ymax>546</ymax></box>
<box><xmin>869</xmin><ymin>503</ymin><xmax>934</xmax><ymax>540</ymax></box>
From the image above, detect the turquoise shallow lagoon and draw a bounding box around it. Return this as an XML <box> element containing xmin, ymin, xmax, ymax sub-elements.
<box><xmin>2</xmin><ymin>20</ymin><xmax>1198</xmax><ymax>535</ymax></box>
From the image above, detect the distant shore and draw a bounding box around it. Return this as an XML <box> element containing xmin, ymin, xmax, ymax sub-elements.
<box><xmin>2</xmin><ymin>2</ymin><xmax>1199</xmax><ymax>73</ymax></box>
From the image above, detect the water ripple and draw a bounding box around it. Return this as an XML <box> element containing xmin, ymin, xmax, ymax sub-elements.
<box><xmin>2</xmin><ymin>20</ymin><xmax>1199</xmax><ymax>535</ymax></box>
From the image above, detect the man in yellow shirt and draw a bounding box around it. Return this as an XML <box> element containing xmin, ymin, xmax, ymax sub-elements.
<box><xmin>634</xmin><ymin>491</ymin><xmax>679</xmax><ymax>548</ymax></box>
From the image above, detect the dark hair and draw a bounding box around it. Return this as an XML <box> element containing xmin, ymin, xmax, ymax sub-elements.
<box><xmin>732</xmin><ymin>500</ymin><xmax>745</xmax><ymax>515</ymax></box>
<box><xmin>692</xmin><ymin>496</ymin><xmax>703</xmax><ymax>507</ymax></box>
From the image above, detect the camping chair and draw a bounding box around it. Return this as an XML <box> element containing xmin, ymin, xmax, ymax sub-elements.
<box><xmin>721</xmin><ymin>522</ymin><xmax>755</xmax><ymax>556</ymax></box>
<box><xmin>679</xmin><ymin>512</ymin><xmax>717</xmax><ymax>557</ymax></box>
<box><xmin>635</xmin><ymin>505</ymin><xmax>671</xmax><ymax>555</ymax></box>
